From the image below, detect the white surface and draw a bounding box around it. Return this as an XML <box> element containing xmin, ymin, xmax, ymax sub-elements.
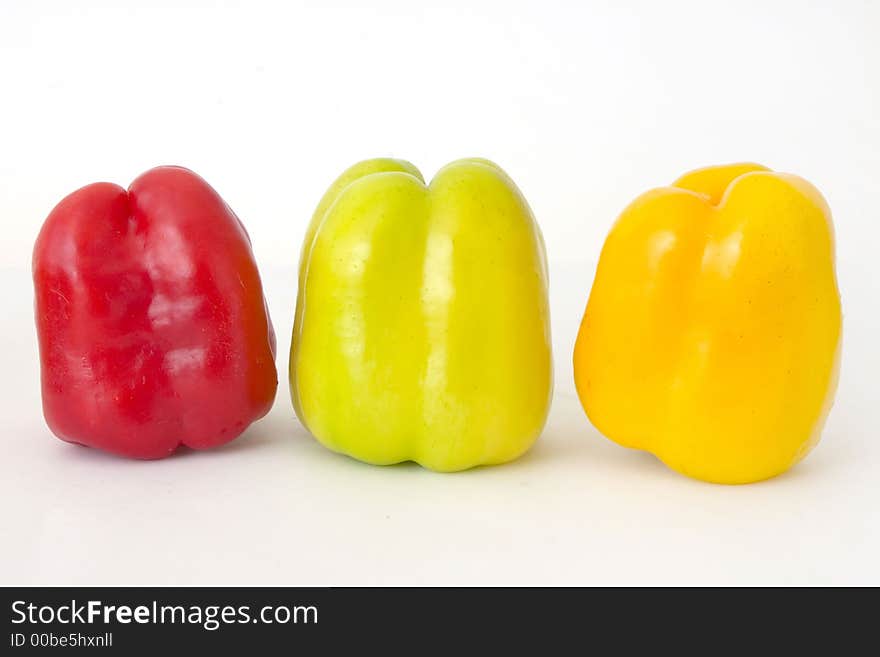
<box><xmin>1</xmin><ymin>0</ymin><xmax>879</xmax><ymax>585</ymax></box>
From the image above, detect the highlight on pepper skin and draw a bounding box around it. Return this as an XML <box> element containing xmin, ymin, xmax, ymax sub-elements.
<box><xmin>32</xmin><ymin>166</ymin><xmax>278</xmax><ymax>459</ymax></box>
<box><xmin>290</xmin><ymin>158</ymin><xmax>553</xmax><ymax>472</ymax></box>
<box><xmin>573</xmin><ymin>163</ymin><xmax>842</xmax><ymax>485</ymax></box>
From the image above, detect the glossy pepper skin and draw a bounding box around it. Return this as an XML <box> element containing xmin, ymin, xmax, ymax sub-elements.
<box><xmin>290</xmin><ymin>158</ymin><xmax>552</xmax><ymax>471</ymax></box>
<box><xmin>573</xmin><ymin>163</ymin><xmax>842</xmax><ymax>484</ymax></box>
<box><xmin>33</xmin><ymin>166</ymin><xmax>277</xmax><ymax>459</ymax></box>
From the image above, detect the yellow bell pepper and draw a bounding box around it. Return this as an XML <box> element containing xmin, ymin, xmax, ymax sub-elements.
<box><xmin>573</xmin><ymin>163</ymin><xmax>842</xmax><ymax>484</ymax></box>
<box><xmin>290</xmin><ymin>158</ymin><xmax>552</xmax><ymax>471</ymax></box>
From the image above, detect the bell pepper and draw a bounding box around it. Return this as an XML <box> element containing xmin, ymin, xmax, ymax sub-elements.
<box><xmin>290</xmin><ymin>158</ymin><xmax>552</xmax><ymax>471</ymax></box>
<box><xmin>33</xmin><ymin>166</ymin><xmax>277</xmax><ymax>459</ymax></box>
<box><xmin>573</xmin><ymin>163</ymin><xmax>842</xmax><ymax>484</ymax></box>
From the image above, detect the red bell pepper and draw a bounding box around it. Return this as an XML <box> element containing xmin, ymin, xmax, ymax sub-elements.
<box><xmin>32</xmin><ymin>166</ymin><xmax>277</xmax><ymax>458</ymax></box>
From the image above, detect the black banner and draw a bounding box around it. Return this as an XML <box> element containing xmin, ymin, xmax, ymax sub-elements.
<box><xmin>0</xmin><ymin>587</ymin><xmax>870</xmax><ymax>651</ymax></box>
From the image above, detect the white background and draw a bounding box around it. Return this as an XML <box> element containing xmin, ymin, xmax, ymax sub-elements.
<box><xmin>1</xmin><ymin>0</ymin><xmax>878</xmax><ymax>585</ymax></box>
